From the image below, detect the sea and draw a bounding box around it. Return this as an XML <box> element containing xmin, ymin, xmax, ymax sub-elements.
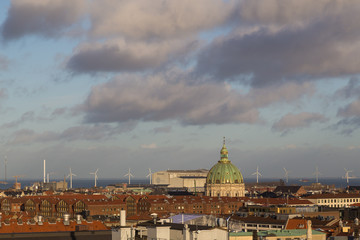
<box><xmin>1</xmin><ymin>177</ymin><xmax>360</xmax><ymax>190</ymax></box>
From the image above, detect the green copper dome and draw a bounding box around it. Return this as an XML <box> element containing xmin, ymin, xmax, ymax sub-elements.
<box><xmin>207</xmin><ymin>138</ymin><xmax>244</xmax><ymax>184</ymax></box>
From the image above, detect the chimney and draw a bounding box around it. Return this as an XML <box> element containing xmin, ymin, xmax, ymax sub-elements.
<box><xmin>120</xmin><ymin>210</ymin><xmax>126</xmax><ymax>227</ymax></box>
<box><xmin>76</xmin><ymin>214</ymin><xmax>82</xmax><ymax>224</ymax></box>
<box><xmin>38</xmin><ymin>215</ymin><xmax>43</xmax><ymax>225</ymax></box>
<box><xmin>43</xmin><ymin>160</ymin><xmax>46</xmax><ymax>183</ymax></box>
<box><xmin>183</xmin><ymin>224</ymin><xmax>190</xmax><ymax>240</ymax></box>
<box><xmin>63</xmin><ymin>213</ymin><xmax>70</xmax><ymax>226</ymax></box>
<box><xmin>306</xmin><ymin>220</ymin><xmax>312</xmax><ymax>240</ymax></box>
<box><xmin>151</xmin><ymin>213</ymin><xmax>158</xmax><ymax>224</ymax></box>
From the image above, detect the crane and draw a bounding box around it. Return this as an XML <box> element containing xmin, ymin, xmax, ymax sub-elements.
<box><xmin>13</xmin><ymin>175</ymin><xmax>25</xmax><ymax>184</ymax></box>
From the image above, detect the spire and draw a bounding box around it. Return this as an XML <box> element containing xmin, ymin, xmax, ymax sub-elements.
<box><xmin>220</xmin><ymin>137</ymin><xmax>230</xmax><ymax>162</ymax></box>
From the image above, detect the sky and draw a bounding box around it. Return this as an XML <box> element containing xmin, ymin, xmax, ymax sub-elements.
<box><xmin>0</xmin><ymin>0</ymin><xmax>360</xmax><ymax>181</ymax></box>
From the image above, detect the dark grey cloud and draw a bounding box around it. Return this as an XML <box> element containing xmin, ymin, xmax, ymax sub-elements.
<box><xmin>272</xmin><ymin>112</ymin><xmax>327</xmax><ymax>135</ymax></box>
<box><xmin>1</xmin><ymin>0</ymin><xmax>86</xmax><ymax>41</ymax></box>
<box><xmin>196</xmin><ymin>2</ymin><xmax>360</xmax><ymax>86</ymax></box>
<box><xmin>330</xmin><ymin>78</ymin><xmax>360</xmax><ymax>135</ymax></box>
<box><xmin>78</xmin><ymin>70</ymin><xmax>313</xmax><ymax>125</ymax></box>
<box><xmin>329</xmin><ymin>117</ymin><xmax>360</xmax><ymax>136</ymax></box>
<box><xmin>67</xmin><ymin>39</ymin><xmax>199</xmax><ymax>73</ymax></box>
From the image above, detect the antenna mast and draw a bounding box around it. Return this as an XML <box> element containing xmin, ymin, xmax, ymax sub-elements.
<box><xmin>4</xmin><ymin>155</ymin><xmax>7</xmax><ymax>182</ymax></box>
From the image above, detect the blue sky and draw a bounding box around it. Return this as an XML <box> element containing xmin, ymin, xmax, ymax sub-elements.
<box><xmin>0</xmin><ymin>0</ymin><xmax>360</xmax><ymax>181</ymax></box>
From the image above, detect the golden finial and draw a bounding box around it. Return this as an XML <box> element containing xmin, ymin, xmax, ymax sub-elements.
<box><xmin>223</xmin><ymin>136</ymin><xmax>226</xmax><ymax>146</ymax></box>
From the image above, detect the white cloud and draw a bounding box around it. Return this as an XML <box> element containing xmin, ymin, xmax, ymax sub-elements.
<box><xmin>89</xmin><ymin>0</ymin><xmax>237</xmax><ymax>39</ymax></box>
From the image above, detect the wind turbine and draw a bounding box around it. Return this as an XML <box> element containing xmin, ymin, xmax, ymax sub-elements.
<box><xmin>313</xmin><ymin>166</ymin><xmax>321</xmax><ymax>183</ymax></box>
<box><xmin>283</xmin><ymin>167</ymin><xmax>290</xmax><ymax>183</ymax></box>
<box><xmin>67</xmin><ymin>168</ymin><xmax>76</xmax><ymax>189</ymax></box>
<box><xmin>47</xmin><ymin>172</ymin><xmax>55</xmax><ymax>183</ymax></box>
<box><xmin>124</xmin><ymin>168</ymin><xmax>134</xmax><ymax>185</ymax></box>
<box><xmin>146</xmin><ymin>168</ymin><xmax>152</xmax><ymax>184</ymax></box>
<box><xmin>343</xmin><ymin>168</ymin><xmax>356</xmax><ymax>184</ymax></box>
<box><xmin>90</xmin><ymin>169</ymin><xmax>99</xmax><ymax>187</ymax></box>
<box><xmin>252</xmin><ymin>166</ymin><xmax>262</xmax><ymax>183</ymax></box>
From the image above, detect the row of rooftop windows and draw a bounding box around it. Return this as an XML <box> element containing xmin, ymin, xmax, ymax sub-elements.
<box><xmin>318</xmin><ymin>198</ymin><xmax>360</xmax><ymax>204</ymax></box>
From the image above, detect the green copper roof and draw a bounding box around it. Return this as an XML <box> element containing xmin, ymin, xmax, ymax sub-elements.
<box><xmin>206</xmin><ymin>138</ymin><xmax>244</xmax><ymax>184</ymax></box>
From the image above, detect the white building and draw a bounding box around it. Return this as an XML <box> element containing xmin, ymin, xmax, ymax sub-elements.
<box><xmin>304</xmin><ymin>193</ymin><xmax>360</xmax><ymax>208</ymax></box>
<box><xmin>152</xmin><ymin>169</ymin><xmax>208</xmax><ymax>192</ymax></box>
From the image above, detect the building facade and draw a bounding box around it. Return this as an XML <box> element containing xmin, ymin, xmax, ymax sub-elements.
<box><xmin>305</xmin><ymin>193</ymin><xmax>360</xmax><ymax>208</ymax></box>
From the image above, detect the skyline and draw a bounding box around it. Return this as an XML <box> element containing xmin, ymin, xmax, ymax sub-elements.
<box><xmin>0</xmin><ymin>0</ymin><xmax>360</xmax><ymax>179</ymax></box>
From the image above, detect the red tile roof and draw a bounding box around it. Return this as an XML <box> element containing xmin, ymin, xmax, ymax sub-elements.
<box><xmin>286</xmin><ymin>219</ymin><xmax>308</xmax><ymax>229</ymax></box>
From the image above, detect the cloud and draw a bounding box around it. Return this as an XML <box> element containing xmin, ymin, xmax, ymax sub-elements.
<box><xmin>141</xmin><ymin>143</ymin><xmax>158</xmax><ymax>149</ymax></box>
<box><xmin>1</xmin><ymin>0</ymin><xmax>86</xmax><ymax>41</ymax></box>
<box><xmin>78</xmin><ymin>69</ymin><xmax>314</xmax><ymax>125</ymax></box>
<box><xmin>329</xmin><ymin>117</ymin><xmax>360</xmax><ymax>136</ymax></box>
<box><xmin>67</xmin><ymin>38</ymin><xmax>199</xmax><ymax>73</ymax></box>
<box><xmin>331</xmin><ymin>78</ymin><xmax>360</xmax><ymax>135</ymax></box>
<box><xmin>8</xmin><ymin>122</ymin><xmax>137</xmax><ymax>145</ymax></box>
<box><xmin>347</xmin><ymin>145</ymin><xmax>360</xmax><ymax>150</ymax></box>
<box><xmin>196</xmin><ymin>1</ymin><xmax>360</xmax><ymax>86</ymax></box>
<box><xmin>0</xmin><ymin>55</ymin><xmax>9</xmax><ymax>70</ymax></box>
<box><xmin>272</xmin><ymin>112</ymin><xmax>327</xmax><ymax>134</ymax></box>
<box><xmin>238</xmin><ymin>0</ymin><xmax>354</xmax><ymax>26</ymax></box>
<box><xmin>0</xmin><ymin>88</ymin><xmax>7</xmax><ymax>100</ymax></box>
<box><xmin>89</xmin><ymin>0</ymin><xmax>237</xmax><ymax>39</ymax></box>
<box><xmin>335</xmin><ymin>77</ymin><xmax>360</xmax><ymax>99</ymax></box>
<box><xmin>0</xmin><ymin>111</ymin><xmax>35</xmax><ymax>129</ymax></box>
<box><xmin>338</xmin><ymin>99</ymin><xmax>360</xmax><ymax>118</ymax></box>
<box><xmin>152</xmin><ymin>126</ymin><xmax>172</xmax><ymax>134</ymax></box>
